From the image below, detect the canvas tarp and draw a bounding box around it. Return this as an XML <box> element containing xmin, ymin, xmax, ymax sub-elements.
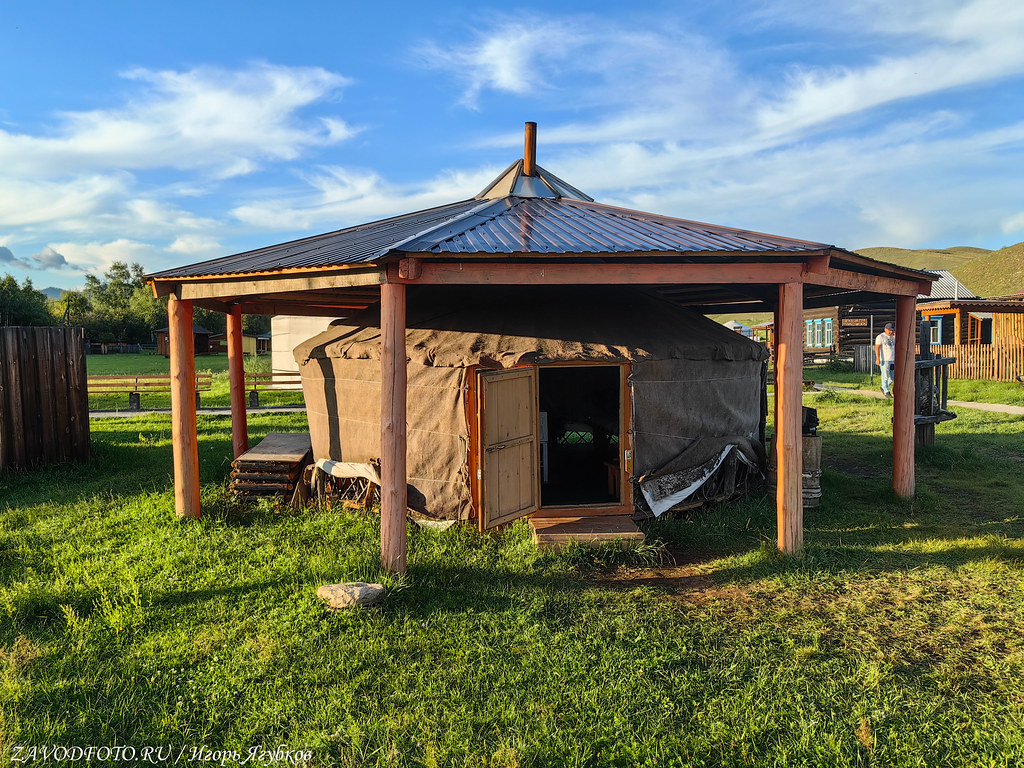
<box><xmin>295</xmin><ymin>286</ymin><xmax>769</xmax><ymax>520</ymax></box>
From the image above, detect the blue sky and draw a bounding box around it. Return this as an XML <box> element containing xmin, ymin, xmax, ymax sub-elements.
<box><xmin>2</xmin><ymin>0</ymin><xmax>1023</xmax><ymax>289</ymax></box>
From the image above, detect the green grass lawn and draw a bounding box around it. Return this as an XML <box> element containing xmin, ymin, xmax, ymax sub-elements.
<box><xmin>86</xmin><ymin>353</ymin><xmax>305</xmax><ymax>410</ymax></box>
<box><xmin>803</xmin><ymin>365</ymin><xmax>1024</xmax><ymax>407</ymax></box>
<box><xmin>1</xmin><ymin>398</ymin><xmax>1023</xmax><ymax>765</ymax></box>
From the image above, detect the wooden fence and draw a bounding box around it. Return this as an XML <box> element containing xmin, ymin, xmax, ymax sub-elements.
<box><xmin>0</xmin><ymin>327</ymin><xmax>90</xmax><ymax>470</ymax></box>
<box><xmin>854</xmin><ymin>343</ymin><xmax>1024</xmax><ymax>381</ymax></box>
<box><xmin>927</xmin><ymin>344</ymin><xmax>1024</xmax><ymax>382</ymax></box>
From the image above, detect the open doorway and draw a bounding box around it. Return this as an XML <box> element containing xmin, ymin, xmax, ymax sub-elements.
<box><xmin>539</xmin><ymin>366</ymin><xmax>621</xmax><ymax>507</ymax></box>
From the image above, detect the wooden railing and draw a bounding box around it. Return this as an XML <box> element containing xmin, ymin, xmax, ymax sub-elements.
<box><xmin>246</xmin><ymin>371</ymin><xmax>303</xmax><ymax>407</ymax></box>
<box><xmin>924</xmin><ymin>344</ymin><xmax>1024</xmax><ymax>382</ymax></box>
<box><xmin>88</xmin><ymin>373</ymin><xmax>213</xmax><ymax>410</ymax></box>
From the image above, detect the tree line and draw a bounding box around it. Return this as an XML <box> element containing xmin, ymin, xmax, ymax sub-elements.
<box><xmin>0</xmin><ymin>261</ymin><xmax>270</xmax><ymax>343</ymax></box>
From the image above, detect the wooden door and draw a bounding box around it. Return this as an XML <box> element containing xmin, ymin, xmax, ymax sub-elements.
<box><xmin>480</xmin><ymin>368</ymin><xmax>538</xmax><ymax>529</ymax></box>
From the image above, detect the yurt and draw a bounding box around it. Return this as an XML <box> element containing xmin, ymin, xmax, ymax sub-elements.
<box><xmin>295</xmin><ymin>285</ymin><xmax>769</xmax><ymax>528</ymax></box>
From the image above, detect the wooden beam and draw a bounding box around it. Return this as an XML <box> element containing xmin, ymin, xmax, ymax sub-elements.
<box><xmin>231</xmin><ymin>302</ymin><xmax>368</xmax><ymax>318</ymax></box>
<box><xmin>171</xmin><ymin>269</ymin><xmax>386</xmax><ymax>301</ymax></box>
<box><xmin>388</xmin><ymin>261</ymin><xmax>805</xmax><ymax>286</ymax></box>
<box><xmin>191</xmin><ymin>297</ymin><xmax>233</xmax><ymax>315</ymax></box>
<box><xmin>227</xmin><ymin>306</ymin><xmax>248</xmax><ymax>459</ymax></box>
<box><xmin>806</xmin><ymin>253</ymin><xmax>830</xmax><ymax>274</ymax></box>
<box><xmin>380</xmin><ymin>282</ymin><xmax>408</xmax><ymax>575</ymax></box>
<box><xmin>805</xmin><ymin>269</ymin><xmax>928</xmax><ymax>297</ymax></box>
<box><xmin>776</xmin><ymin>281</ymin><xmax>803</xmax><ymax>554</ymax></box>
<box><xmin>398</xmin><ymin>257</ymin><xmax>422</xmax><ymax>280</ymax></box>
<box><xmin>168</xmin><ymin>297</ymin><xmax>200</xmax><ymax>520</ymax></box>
<box><xmin>893</xmin><ymin>295</ymin><xmax>916</xmax><ymax>498</ymax></box>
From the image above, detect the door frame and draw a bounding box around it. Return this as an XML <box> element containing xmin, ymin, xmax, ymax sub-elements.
<box><xmin>471</xmin><ymin>361</ymin><xmax>633</xmax><ymax>529</ymax></box>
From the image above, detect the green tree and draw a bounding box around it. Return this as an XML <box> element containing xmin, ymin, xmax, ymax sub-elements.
<box><xmin>48</xmin><ymin>290</ymin><xmax>92</xmax><ymax>326</ymax></box>
<box><xmin>0</xmin><ymin>275</ymin><xmax>54</xmax><ymax>326</ymax></box>
<box><xmin>83</xmin><ymin>261</ymin><xmax>159</xmax><ymax>343</ymax></box>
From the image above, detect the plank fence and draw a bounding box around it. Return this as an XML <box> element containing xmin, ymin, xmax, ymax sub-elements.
<box><xmin>0</xmin><ymin>326</ymin><xmax>90</xmax><ymax>470</ymax></box>
<box><xmin>928</xmin><ymin>344</ymin><xmax>1024</xmax><ymax>382</ymax></box>
<box><xmin>855</xmin><ymin>343</ymin><xmax>1024</xmax><ymax>382</ymax></box>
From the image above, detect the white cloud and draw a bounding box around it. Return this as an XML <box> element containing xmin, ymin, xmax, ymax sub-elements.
<box><xmin>0</xmin><ymin>174</ymin><xmax>131</xmax><ymax>228</ymax></box>
<box><xmin>756</xmin><ymin>0</ymin><xmax>1024</xmax><ymax>136</ymax></box>
<box><xmin>48</xmin><ymin>239</ymin><xmax>161</xmax><ymax>274</ymax></box>
<box><xmin>231</xmin><ymin>165</ymin><xmax>497</xmax><ymax>231</ymax></box>
<box><xmin>1002</xmin><ymin>211</ymin><xmax>1024</xmax><ymax>235</ymax></box>
<box><xmin>0</xmin><ymin>64</ymin><xmax>355</xmax><ymax>179</ymax></box>
<box><xmin>417</xmin><ymin>19</ymin><xmax>584</xmax><ymax>107</ymax></box>
<box><xmin>30</xmin><ymin>246</ymin><xmax>73</xmax><ymax>270</ymax></box>
<box><xmin>420</xmin><ymin>17</ymin><xmax>745</xmax><ymax>141</ymax></box>
<box><xmin>169</xmin><ymin>235</ymin><xmax>222</xmax><ymax>256</ymax></box>
<box><xmin>0</xmin><ymin>62</ymin><xmax>358</xmax><ymax>280</ymax></box>
<box><xmin>0</xmin><ymin>244</ymin><xmax>84</xmax><ymax>272</ymax></box>
<box><xmin>0</xmin><ymin>246</ymin><xmax>27</xmax><ymax>269</ymax></box>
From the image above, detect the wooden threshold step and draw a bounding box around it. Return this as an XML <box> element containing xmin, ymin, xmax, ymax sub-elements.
<box><xmin>530</xmin><ymin>515</ymin><xmax>645</xmax><ymax>550</ymax></box>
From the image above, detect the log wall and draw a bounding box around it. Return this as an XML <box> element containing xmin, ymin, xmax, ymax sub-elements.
<box><xmin>0</xmin><ymin>326</ymin><xmax>90</xmax><ymax>470</ymax></box>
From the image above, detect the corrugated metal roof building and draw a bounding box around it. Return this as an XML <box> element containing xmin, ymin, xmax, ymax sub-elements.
<box><xmin>148</xmin><ymin>122</ymin><xmax>933</xmax><ymax>567</ymax></box>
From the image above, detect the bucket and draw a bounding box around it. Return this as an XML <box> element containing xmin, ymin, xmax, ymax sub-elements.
<box><xmin>767</xmin><ymin>435</ymin><xmax>822</xmax><ymax>508</ymax></box>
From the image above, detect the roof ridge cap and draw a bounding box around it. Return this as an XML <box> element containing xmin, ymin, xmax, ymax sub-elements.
<box><xmin>383</xmin><ymin>198</ymin><xmax>513</xmax><ymax>256</ymax></box>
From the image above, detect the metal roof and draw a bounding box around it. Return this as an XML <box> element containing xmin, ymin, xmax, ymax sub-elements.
<box><xmin>921</xmin><ymin>270</ymin><xmax>976</xmax><ymax>300</ymax></box>
<box><xmin>149</xmin><ymin>161</ymin><xmax>840</xmax><ymax>281</ymax></box>
<box><xmin>918</xmin><ymin>298</ymin><xmax>1024</xmax><ymax>313</ymax></box>
<box><xmin>475</xmin><ymin>160</ymin><xmax>594</xmax><ymax>201</ymax></box>
<box><xmin>148</xmin><ymin>198</ymin><xmax>484</xmax><ymax>279</ymax></box>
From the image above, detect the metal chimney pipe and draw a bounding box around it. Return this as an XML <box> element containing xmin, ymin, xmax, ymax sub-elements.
<box><xmin>523</xmin><ymin>122</ymin><xmax>537</xmax><ymax>176</ymax></box>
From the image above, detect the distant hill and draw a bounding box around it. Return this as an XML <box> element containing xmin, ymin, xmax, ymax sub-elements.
<box><xmin>855</xmin><ymin>246</ymin><xmax>991</xmax><ymax>272</ymax></box>
<box><xmin>951</xmin><ymin>242</ymin><xmax>1024</xmax><ymax>298</ymax></box>
<box><xmin>41</xmin><ymin>286</ymin><xmax>65</xmax><ymax>300</ymax></box>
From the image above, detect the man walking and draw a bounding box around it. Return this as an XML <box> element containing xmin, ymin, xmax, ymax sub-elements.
<box><xmin>874</xmin><ymin>322</ymin><xmax>896</xmax><ymax>398</ymax></box>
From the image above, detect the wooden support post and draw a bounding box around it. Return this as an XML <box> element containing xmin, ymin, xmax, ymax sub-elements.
<box><xmin>227</xmin><ymin>305</ymin><xmax>249</xmax><ymax>459</ymax></box>
<box><xmin>169</xmin><ymin>296</ymin><xmax>201</xmax><ymax>520</ymax></box>
<box><xmin>893</xmin><ymin>294</ymin><xmax>916</xmax><ymax>498</ymax></box>
<box><xmin>380</xmin><ymin>282</ymin><xmax>408</xmax><ymax>574</ymax></box>
<box><xmin>772</xmin><ymin>299</ymin><xmax>782</xmax><ymax>474</ymax></box>
<box><xmin>776</xmin><ymin>281</ymin><xmax>804</xmax><ymax>554</ymax></box>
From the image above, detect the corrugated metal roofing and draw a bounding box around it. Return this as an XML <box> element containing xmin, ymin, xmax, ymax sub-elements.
<box><xmin>411</xmin><ymin>197</ymin><xmax>827</xmax><ymax>255</ymax></box>
<box><xmin>475</xmin><ymin>161</ymin><xmax>594</xmax><ymax>201</ymax></box>
<box><xmin>150</xmin><ymin>160</ymin><xmax>834</xmax><ymax>281</ymax></box>
<box><xmin>921</xmin><ymin>270</ymin><xmax>976</xmax><ymax>300</ymax></box>
<box><xmin>149</xmin><ymin>198</ymin><xmax>485</xmax><ymax>279</ymax></box>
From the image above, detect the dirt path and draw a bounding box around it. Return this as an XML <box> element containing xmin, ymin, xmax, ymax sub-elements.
<box><xmin>817</xmin><ymin>385</ymin><xmax>1024</xmax><ymax>415</ymax></box>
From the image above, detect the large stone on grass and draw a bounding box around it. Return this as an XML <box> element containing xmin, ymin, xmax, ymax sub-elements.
<box><xmin>317</xmin><ymin>582</ymin><xmax>385</xmax><ymax>609</ymax></box>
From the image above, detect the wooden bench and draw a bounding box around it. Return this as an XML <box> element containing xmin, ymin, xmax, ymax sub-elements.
<box><xmin>246</xmin><ymin>371</ymin><xmax>303</xmax><ymax>407</ymax></box>
<box><xmin>88</xmin><ymin>373</ymin><xmax>212</xmax><ymax>410</ymax></box>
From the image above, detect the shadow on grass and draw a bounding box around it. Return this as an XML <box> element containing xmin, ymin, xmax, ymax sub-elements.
<box><xmin>0</xmin><ymin>413</ymin><xmax>308</xmax><ymax>511</ymax></box>
<box><xmin>629</xmin><ymin>426</ymin><xmax>1024</xmax><ymax>588</ymax></box>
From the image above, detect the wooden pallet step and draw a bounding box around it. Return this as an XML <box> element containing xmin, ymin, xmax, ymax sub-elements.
<box><xmin>232</xmin><ymin>481</ymin><xmax>295</xmax><ymax>492</ymax></box>
<box><xmin>529</xmin><ymin>515</ymin><xmax>645</xmax><ymax>550</ymax></box>
<box><xmin>235</xmin><ymin>433</ymin><xmax>312</xmax><ymax>464</ymax></box>
<box><xmin>230</xmin><ymin>472</ymin><xmax>298</xmax><ymax>484</ymax></box>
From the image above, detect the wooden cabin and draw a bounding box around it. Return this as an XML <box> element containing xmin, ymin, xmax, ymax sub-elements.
<box><xmin>154</xmin><ymin>325</ymin><xmax>212</xmax><ymax>357</ymax></box>
<box><xmin>918</xmin><ymin>296</ymin><xmax>1024</xmax><ymax>346</ymax></box>
<box><xmin>796</xmin><ymin>271</ymin><xmax>975</xmax><ymax>356</ymax></box>
<box><xmin>209</xmin><ymin>332</ymin><xmax>257</xmax><ymax>356</ymax></box>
